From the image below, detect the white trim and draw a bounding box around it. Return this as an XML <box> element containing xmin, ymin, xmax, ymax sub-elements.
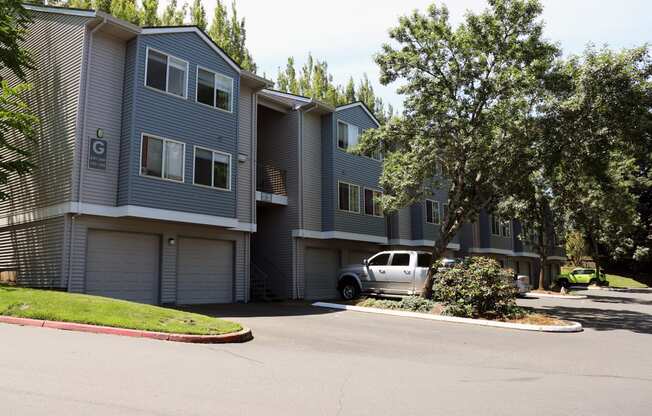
<box><xmin>425</xmin><ymin>199</ymin><xmax>440</xmax><ymax>225</ymax></box>
<box><xmin>337</xmin><ymin>181</ymin><xmax>361</xmax><ymax>214</ymax></box>
<box><xmin>195</xmin><ymin>65</ymin><xmax>234</xmax><ymax>113</ymax></box>
<box><xmin>141</xmin><ymin>27</ymin><xmax>241</xmax><ymax>73</ymax></box>
<box><xmin>0</xmin><ymin>202</ymin><xmax>259</xmax><ymax>231</ymax></box>
<box><xmin>192</xmin><ymin>146</ymin><xmax>232</xmax><ymax>191</ymax></box>
<box><xmin>363</xmin><ymin>188</ymin><xmax>383</xmax><ymax>217</ymax></box>
<box><xmin>24</xmin><ymin>4</ymin><xmax>96</xmax><ymax>17</ymax></box>
<box><xmin>467</xmin><ymin>247</ymin><xmax>565</xmax><ymax>261</ymax></box>
<box><xmin>144</xmin><ymin>46</ymin><xmax>189</xmax><ymax>99</ymax></box>
<box><xmin>336</xmin><ymin>102</ymin><xmax>381</xmax><ymax>127</ymax></box>
<box><xmin>256</xmin><ymin>191</ymin><xmax>288</xmax><ymax>205</ymax></box>
<box><xmin>292</xmin><ymin>229</ymin><xmax>388</xmax><ymax>245</ymax></box>
<box><xmin>139</xmin><ymin>133</ymin><xmax>186</xmax><ymax>183</ymax></box>
<box><xmin>388</xmin><ymin>239</ymin><xmax>461</xmax><ymax>250</ymax></box>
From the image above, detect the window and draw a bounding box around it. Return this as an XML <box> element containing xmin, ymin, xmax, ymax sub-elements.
<box><xmin>390</xmin><ymin>253</ymin><xmax>411</xmax><ymax>266</ymax></box>
<box><xmin>368</xmin><ymin>253</ymin><xmax>390</xmax><ymax>267</ymax></box>
<box><xmin>417</xmin><ymin>253</ymin><xmax>432</xmax><ymax>268</ymax></box>
<box><xmin>425</xmin><ymin>199</ymin><xmax>440</xmax><ymax>224</ymax></box>
<box><xmin>193</xmin><ymin>147</ymin><xmax>231</xmax><ymax>190</ymax></box>
<box><xmin>338</xmin><ymin>182</ymin><xmax>360</xmax><ymax>213</ymax></box>
<box><xmin>145</xmin><ymin>48</ymin><xmax>188</xmax><ymax>98</ymax></box>
<box><xmin>337</xmin><ymin>121</ymin><xmax>360</xmax><ymax>150</ymax></box>
<box><xmin>492</xmin><ymin>215</ymin><xmax>511</xmax><ymax>237</ymax></box>
<box><xmin>364</xmin><ymin>189</ymin><xmax>383</xmax><ymax>217</ymax></box>
<box><xmin>140</xmin><ymin>134</ymin><xmax>185</xmax><ymax>182</ymax></box>
<box><xmin>442</xmin><ymin>203</ymin><xmax>449</xmax><ymax>221</ymax></box>
<box><xmin>435</xmin><ymin>162</ymin><xmax>443</xmax><ymax>176</ymax></box>
<box><xmin>196</xmin><ymin>67</ymin><xmax>233</xmax><ymax>112</ymax></box>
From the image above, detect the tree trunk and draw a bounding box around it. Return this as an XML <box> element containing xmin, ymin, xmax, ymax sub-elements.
<box><xmin>538</xmin><ymin>255</ymin><xmax>547</xmax><ymax>291</ymax></box>
<box><xmin>421</xmin><ymin>235</ymin><xmax>450</xmax><ymax>299</ymax></box>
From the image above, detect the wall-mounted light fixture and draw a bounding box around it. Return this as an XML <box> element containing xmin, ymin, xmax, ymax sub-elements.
<box><xmin>168</xmin><ymin>238</ymin><xmax>176</xmax><ymax>246</ymax></box>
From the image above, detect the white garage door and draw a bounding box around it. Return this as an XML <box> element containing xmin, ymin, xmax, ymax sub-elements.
<box><xmin>304</xmin><ymin>248</ymin><xmax>339</xmax><ymax>300</ymax></box>
<box><xmin>177</xmin><ymin>238</ymin><xmax>234</xmax><ymax>305</ymax></box>
<box><xmin>86</xmin><ymin>230</ymin><xmax>160</xmax><ymax>304</ymax></box>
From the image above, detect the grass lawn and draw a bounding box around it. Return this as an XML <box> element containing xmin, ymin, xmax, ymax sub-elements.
<box><xmin>604</xmin><ymin>274</ymin><xmax>649</xmax><ymax>289</ymax></box>
<box><xmin>0</xmin><ymin>285</ymin><xmax>242</xmax><ymax>335</ymax></box>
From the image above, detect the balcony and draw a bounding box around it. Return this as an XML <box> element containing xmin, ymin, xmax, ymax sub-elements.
<box><xmin>256</xmin><ymin>163</ymin><xmax>288</xmax><ymax>205</ymax></box>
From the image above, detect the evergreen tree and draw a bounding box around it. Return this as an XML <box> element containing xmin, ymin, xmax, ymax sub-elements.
<box><xmin>189</xmin><ymin>0</ymin><xmax>207</xmax><ymax>30</ymax></box>
<box><xmin>140</xmin><ymin>0</ymin><xmax>160</xmax><ymax>26</ymax></box>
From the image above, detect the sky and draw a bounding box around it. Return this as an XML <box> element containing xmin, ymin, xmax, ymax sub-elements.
<box><xmin>168</xmin><ymin>0</ymin><xmax>652</xmax><ymax>110</ymax></box>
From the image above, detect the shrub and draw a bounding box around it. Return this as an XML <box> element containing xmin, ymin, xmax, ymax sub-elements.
<box><xmin>434</xmin><ymin>256</ymin><xmax>520</xmax><ymax>318</ymax></box>
<box><xmin>357</xmin><ymin>296</ymin><xmax>437</xmax><ymax>313</ymax></box>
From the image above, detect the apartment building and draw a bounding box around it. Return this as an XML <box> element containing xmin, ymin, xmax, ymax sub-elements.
<box><xmin>0</xmin><ymin>5</ymin><xmax>564</xmax><ymax>304</ymax></box>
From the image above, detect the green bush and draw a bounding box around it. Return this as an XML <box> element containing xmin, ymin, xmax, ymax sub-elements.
<box><xmin>357</xmin><ymin>296</ymin><xmax>437</xmax><ymax>313</ymax></box>
<box><xmin>434</xmin><ymin>256</ymin><xmax>520</xmax><ymax>318</ymax></box>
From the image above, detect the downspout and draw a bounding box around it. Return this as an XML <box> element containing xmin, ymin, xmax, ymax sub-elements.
<box><xmin>67</xmin><ymin>18</ymin><xmax>107</xmax><ymax>292</ymax></box>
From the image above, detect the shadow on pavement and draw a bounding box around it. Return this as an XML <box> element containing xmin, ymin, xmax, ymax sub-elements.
<box><xmin>586</xmin><ymin>294</ymin><xmax>652</xmax><ymax>306</ymax></box>
<box><xmin>176</xmin><ymin>301</ymin><xmax>342</xmax><ymax>319</ymax></box>
<box><xmin>534</xmin><ymin>305</ymin><xmax>652</xmax><ymax>335</ymax></box>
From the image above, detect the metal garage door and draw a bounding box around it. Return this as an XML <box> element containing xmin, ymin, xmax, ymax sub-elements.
<box><xmin>85</xmin><ymin>230</ymin><xmax>160</xmax><ymax>304</ymax></box>
<box><xmin>177</xmin><ymin>238</ymin><xmax>234</xmax><ymax>305</ymax></box>
<box><xmin>304</xmin><ymin>248</ymin><xmax>339</xmax><ymax>300</ymax></box>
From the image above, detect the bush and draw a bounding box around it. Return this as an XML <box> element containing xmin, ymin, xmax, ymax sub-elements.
<box><xmin>434</xmin><ymin>256</ymin><xmax>520</xmax><ymax>318</ymax></box>
<box><xmin>357</xmin><ymin>296</ymin><xmax>437</xmax><ymax>313</ymax></box>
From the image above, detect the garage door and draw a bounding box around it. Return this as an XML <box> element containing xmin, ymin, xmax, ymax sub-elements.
<box><xmin>86</xmin><ymin>230</ymin><xmax>160</xmax><ymax>304</ymax></box>
<box><xmin>347</xmin><ymin>250</ymin><xmax>375</xmax><ymax>266</ymax></box>
<box><xmin>304</xmin><ymin>248</ymin><xmax>339</xmax><ymax>300</ymax></box>
<box><xmin>177</xmin><ymin>238</ymin><xmax>234</xmax><ymax>305</ymax></box>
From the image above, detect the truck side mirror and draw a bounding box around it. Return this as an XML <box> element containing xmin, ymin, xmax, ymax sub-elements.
<box><xmin>363</xmin><ymin>259</ymin><xmax>368</xmax><ymax>266</ymax></box>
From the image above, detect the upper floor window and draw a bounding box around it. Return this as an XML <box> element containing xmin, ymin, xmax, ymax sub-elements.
<box><xmin>338</xmin><ymin>181</ymin><xmax>360</xmax><ymax>213</ymax></box>
<box><xmin>193</xmin><ymin>146</ymin><xmax>231</xmax><ymax>191</ymax></box>
<box><xmin>145</xmin><ymin>48</ymin><xmax>188</xmax><ymax>98</ymax></box>
<box><xmin>425</xmin><ymin>199</ymin><xmax>440</xmax><ymax>224</ymax></box>
<box><xmin>364</xmin><ymin>188</ymin><xmax>383</xmax><ymax>217</ymax></box>
<box><xmin>492</xmin><ymin>215</ymin><xmax>512</xmax><ymax>237</ymax></box>
<box><xmin>337</xmin><ymin>121</ymin><xmax>361</xmax><ymax>150</ymax></box>
<box><xmin>196</xmin><ymin>67</ymin><xmax>233</xmax><ymax>112</ymax></box>
<box><xmin>140</xmin><ymin>134</ymin><xmax>185</xmax><ymax>182</ymax></box>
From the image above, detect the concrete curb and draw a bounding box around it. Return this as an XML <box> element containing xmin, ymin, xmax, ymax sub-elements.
<box><xmin>573</xmin><ymin>286</ymin><xmax>651</xmax><ymax>292</ymax></box>
<box><xmin>312</xmin><ymin>302</ymin><xmax>583</xmax><ymax>333</ymax></box>
<box><xmin>524</xmin><ymin>292</ymin><xmax>588</xmax><ymax>300</ymax></box>
<box><xmin>0</xmin><ymin>316</ymin><xmax>253</xmax><ymax>343</ymax></box>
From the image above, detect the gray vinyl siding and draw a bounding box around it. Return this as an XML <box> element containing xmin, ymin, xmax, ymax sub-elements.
<box><xmin>0</xmin><ymin>12</ymin><xmax>90</xmax><ymax>217</ymax></box>
<box><xmin>67</xmin><ymin>216</ymin><xmax>248</xmax><ymax>303</ymax></box>
<box><xmin>118</xmin><ymin>38</ymin><xmax>137</xmax><ymax>206</ymax></box>
<box><xmin>77</xmin><ymin>29</ymin><xmax>128</xmax><ymax>206</ymax></box>
<box><xmin>237</xmin><ymin>85</ymin><xmax>255</xmax><ymax>224</ymax></box>
<box><xmin>321</xmin><ymin>113</ymin><xmax>335</xmax><ymax>231</ymax></box>
<box><xmin>331</xmin><ymin>106</ymin><xmax>386</xmax><ymax>237</ymax></box>
<box><xmin>121</xmin><ymin>33</ymin><xmax>240</xmax><ymax>218</ymax></box>
<box><xmin>0</xmin><ymin>217</ymin><xmax>66</xmax><ymax>287</ymax></box>
<box><xmin>301</xmin><ymin>111</ymin><xmax>322</xmax><ymax>231</ymax></box>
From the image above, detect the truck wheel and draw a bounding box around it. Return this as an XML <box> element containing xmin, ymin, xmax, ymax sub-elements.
<box><xmin>339</xmin><ymin>281</ymin><xmax>360</xmax><ymax>300</ymax></box>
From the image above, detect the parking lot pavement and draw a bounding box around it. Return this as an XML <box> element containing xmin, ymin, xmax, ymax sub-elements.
<box><xmin>1</xmin><ymin>293</ymin><xmax>651</xmax><ymax>416</ymax></box>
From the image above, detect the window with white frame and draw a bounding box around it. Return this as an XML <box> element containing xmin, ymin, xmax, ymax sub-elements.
<box><xmin>501</xmin><ymin>220</ymin><xmax>511</xmax><ymax>237</ymax></box>
<box><xmin>337</xmin><ymin>121</ymin><xmax>361</xmax><ymax>150</ymax></box>
<box><xmin>425</xmin><ymin>199</ymin><xmax>440</xmax><ymax>224</ymax></box>
<box><xmin>338</xmin><ymin>182</ymin><xmax>360</xmax><ymax>213</ymax></box>
<box><xmin>145</xmin><ymin>48</ymin><xmax>188</xmax><ymax>98</ymax></box>
<box><xmin>196</xmin><ymin>67</ymin><xmax>233</xmax><ymax>112</ymax></box>
<box><xmin>491</xmin><ymin>215</ymin><xmax>511</xmax><ymax>237</ymax></box>
<box><xmin>364</xmin><ymin>189</ymin><xmax>383</xmax><ymax>217</ymax></box>
<box><xmin>140</xmin><ymin>134</ymin><xmax>185</xmax><ymax>182</ymax></box>
<box><xmin>491</xmin><ymin>215</ymin><xmax>501</xmax><ymax>236</ymax></box>
<box><xmin>193</xmin><ymin>147</ymin><xmax>231</xmax><ymax>190</ymax></box>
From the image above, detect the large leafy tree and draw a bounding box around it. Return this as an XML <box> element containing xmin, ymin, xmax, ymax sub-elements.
<box><xmin>189</xmin><ymin>0</ymin><xmax>207</xmax><ymax>30</ymax></box>
<box><xmin>548</xmin><ymin>46</ymin><xmax>652</xmax><ymax>279</ymax></box>
<box><xmin>207</xmin><ymin>0</ymin><xmax>256</xmax><ymax>72</ymax></box>
<box><xmin>358</xmin><ymin>0</ymin><xmax>558</xmax><ymax>298</ymax></box>
<box><xmin>0</xmin><ymin>0</ymin><xmax>38</xmax><ymax>201</ymax></box>
<box><xmin>140</xmin><ymin>0</ymin><xmax>160</xmax><ymax>26</ymax></box>
<box><xmin>161</xmin><ymin>0</ymin><xmax>187</xmax><ymax>26</ymax></box>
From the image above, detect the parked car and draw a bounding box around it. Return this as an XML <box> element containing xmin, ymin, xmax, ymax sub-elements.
<box><xmin>555</xmin><ymin>268</ymin><xmax>608</xmax><ymax>288</ymax></box>
<box><xmin>514</xmin><ymin>274</ymin><xmax>531</xmax><ymax>295</ymax></box>
<box><xmin>337</xmin><ymin>251</ymin><xmax>458</xmax><ymax>300</ymax></box>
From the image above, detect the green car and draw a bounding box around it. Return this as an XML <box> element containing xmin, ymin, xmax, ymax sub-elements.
<box><xmin>555</xmin><ymin>268</ymin><xmax>608</xmax><ymax>288</ymax></box>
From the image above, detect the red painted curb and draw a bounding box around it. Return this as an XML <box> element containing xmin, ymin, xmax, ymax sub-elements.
<box><xmin>0</xmin><ymin>316</ymin><xmax>252</xmax><ymax>344</ymax></box>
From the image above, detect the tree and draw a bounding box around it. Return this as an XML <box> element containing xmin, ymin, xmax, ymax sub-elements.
<box><xmin>0</xmin><ymin>1</ymin><xmax>38</xmax><ymax>201</ymax></box>
<box><xmin>190</xmin><ymin>0</ymin><xmax>207</xmax><ymax>30</ymax></box>
<box><xmin>161</xmin><ymin>0</ymin><xmax>187</xmax><ymax>26</ymax></box>
<box><xmin>140</xmin><ymin>0</ymin><xmax>160</xmax><ymax>26</ymax></box>
<box><xmin>276</xmin><ymin>57</ymin><xmax>299</xmax><ymax>95</ymax></box>
<box><xmin>207</xmin><ymin>0</ymin><xmax>256</xmax><ymax>71</ymax></box>
<box><xmin>110</xmin><ymin>0</ymin><xmax>140</xmax><ymax>24</ymax></box>
<box><xmin>344</xmin><ymin>77</ymin><xmax>356</xmax><ymax>103</ymax></box>
<box><xmin>548</xmin><ymin>46</ymin><xmax>652</xmax><ymax>279</ymax></box>
<box><xmin>358</xmin><ymin>0</ymin><xmax>558</xmax><ymax>298</ymax></box>
<box><xmin>565</xmin><ymin>230</ymin><xmax>587</xmax><ymax>267</ymax></box>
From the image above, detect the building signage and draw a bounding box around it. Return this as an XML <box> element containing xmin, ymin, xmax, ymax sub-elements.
<box><xmin>89</xmin><ymin>138</ymin><xmax>107</xmax><ymax>170</ymax></box>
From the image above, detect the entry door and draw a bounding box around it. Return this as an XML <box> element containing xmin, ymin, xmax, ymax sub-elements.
<box><xmin>365</xmin><ymin>252</ymin><xmax>390</xmax><ymax>291</ymax></box>
<box><xmin>383</xmin><ymin>252</ymin><xmax>414</xmax><ymax>294</ymax></box>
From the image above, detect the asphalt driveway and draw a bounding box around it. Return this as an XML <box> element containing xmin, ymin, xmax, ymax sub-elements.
<box><xmin>1</xmin><ymin>289</ymin><xmax>651</xmax><ymax>415</ymax></box>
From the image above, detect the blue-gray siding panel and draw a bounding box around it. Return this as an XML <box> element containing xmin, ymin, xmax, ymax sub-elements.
<box><xmin>118</xmin><ymin>38</ymin><xmax>137</xmax><ymax>206</ymax></box>
<box><xmin>123</xmin><ymin>33</ymin><xmax>240</xmax><ymax>218</ymax></box>
<box><xmin>321</xmin><ymin>113</ymin><xmax>335</xmax><ymax>231</ymax></box>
